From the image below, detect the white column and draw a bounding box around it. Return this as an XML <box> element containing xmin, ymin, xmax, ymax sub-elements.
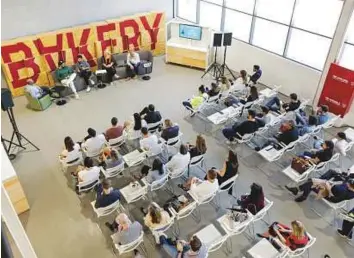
<box><xmin>313</xmin><ymin>0</ymin><xmax>354</xmax><ymax>106</ymax></box>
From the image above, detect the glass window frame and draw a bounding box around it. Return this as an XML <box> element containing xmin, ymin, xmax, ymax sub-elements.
<box><xmin>176</xmin><ymin>0</ymin><xmax>345</xmax><ymax>71</ymax></box>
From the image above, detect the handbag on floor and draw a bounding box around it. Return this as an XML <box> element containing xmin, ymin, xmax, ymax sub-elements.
<box><xmin>291</xmin><ymin>157</ymin><xmax>310</xmax><ymax>174</ymax></box>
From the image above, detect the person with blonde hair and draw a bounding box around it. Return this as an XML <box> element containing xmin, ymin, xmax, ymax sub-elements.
<box><xmin>101</xmin><ymin>50</ymin><xmax>119</xmax><ymax>83</ymax></box>
<box><xmin>188</xmin><ymin>134</ymin><xmax>207</xmax><ymax>158</ymax></box>
<box><xmin>142</xmin><ymin>202</ymin><xmax>171</xmax><ymax>230</ymax></box>
<box><xmin>161</xmin><ymin>119</ymin><xmax>179</xmax><ymax>141</ymax></box>
<box><xmin>258</xmin><ymin>220</ymin><xmax>309</xmax><ymax>250</ymax></box>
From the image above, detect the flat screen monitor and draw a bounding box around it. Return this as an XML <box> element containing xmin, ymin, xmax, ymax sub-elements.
<box><xmin>179</xmin><ymin>24</ymin><xmax>202</xmax><ymax>41</ymax></box>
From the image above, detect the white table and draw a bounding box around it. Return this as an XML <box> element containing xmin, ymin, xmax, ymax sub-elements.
<box><xmin>345</xmin><ymin>128</ymin><xmax>354</xmax><ymax>141</ymax></box>
<box><xmin>120</xmin><ymin>181</ymin><xmax>147</xmax><ymax>204</ymax></box>
<box><xmin>207</xmin><ymin>112</ymin><xmax>228</xmax><ymax>125</ymax></box>
<box><xmin>217</xmin><ymin>213</ymin><xmax>253</xmax><ymax>235</ymax></box>
<box><xmin>282</xmin><ymin>165</ymin><xmax>313</xmax><ymax>183</ymax></box>
<box><xmin>258</xmin><ymin>146</ymin><xmax>282</xmax><ymax>162</ymax></box>
<box><xmin>123</xmin><ymin>149</ymin><xmax>146</xmax><ymax>167</ymax></box>
<box><xmin>260</xmin><ymin>88</ymin><xmax>275</xmax><ymax>99</ymax></box>
<box><xmin>247</xmin><ymin>238</ymin><xmax>280</xmax><ymax>258</ymax></box>
<box><xmin>195</xmin><ymin>224</ymin><xmax>224</xmax><ymax>248</ymax></box>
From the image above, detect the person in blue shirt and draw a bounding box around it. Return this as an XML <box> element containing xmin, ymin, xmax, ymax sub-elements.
<box><xmin>250</xmin><ymin>65</ymin><xmax>262</xmax><ymax>84</ymax></box>
<box><xmin>161</xmin><ymin>119</ymin><xmax>179</xmax><ymax>141</ymax></box>
<box><xmin>296</xmin><ymin>105</ymin><xmax>329</xmax><ymax>127</ymax></box>
<box><xmin>95</xmin><ymin>179</ymin><xmax>121</xmax><ymax>208</ymax></box>
<box><xmin>298</xmin><ymin>115</ymin><xmax>318</xmax><ymax>136</ymax></box>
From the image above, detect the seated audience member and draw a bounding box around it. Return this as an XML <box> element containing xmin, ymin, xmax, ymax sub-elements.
<box><xmin>238</xmin><ymin>183</ymin><xmax>265</xmax><ymax>215</ymax></box>
<box><xmin>257</xmin><ymin>220</ymin><xmax>309</xmax><ymax>251</ymax></box>
<box><xmin>250</xmin><ymin>65</ymin><xmax>262</xmax><ymax>84</ymax></box>
<box><xmin>126</xmin><ymin>45</ymin><xmax>140</xmax><ymax>79</ymax></box>
<box><xmin>234</xmin><ymin>70</ymin><xmax>249</xmax><ymax>89</ymax></box>
<box><xmin>298</xmin><ymin>115</ymin><xmax>318</xmax><ymax>136</ymax></box>
<box><xmin>188</xmin><ymin>134</ymin><xmax>207</xmax><ymax>158</ymax></box>
<box><xmin>95</xmin><ymin>179</ymin><xmax>121</xmax><ymax>208</ymax></box>
<box><xmin>75</xmin><ymin>157</ymin><xmax>100</xmax><ymax>184</ymax></box>
<box><xmin>142</xmin><ymin>202</ymin><xmax>171</xmax><ymax>230</ymax></box>
<box><xmin>105</xmin><ymin>117</ymin><xmax>124</xmax><ymax>141</ymax></box>
<box><xmin>222</xmin><ymin>110</ymin><xmax>259</xmax><ymax>142</ymax></box>
<box><xmin>207</xmin><ymin>82</ymin><xmax>221</xmax><ymax>97</ymax></box>
<box><xmin>82</xmin><ymin>128</ymin><xmax>106</xmax><ymax>156</ymax></box>
<box><xmin>256</xmin><ymin>120</ymin><xmax>299</xmax><ymax>151</ymax></box>
<box><xmin>55</xmin><ymin>60</ymin><xmax>79</xmax><ymax>99</ymax></box>
<box><xmin>125</xmin><ymin>113</ymin><xmax>148</xmax><ymax>140</ymax></box>
<box><xmin>160</xmin><ymin>235</ymin><xmax>208</xmax><ymax>258</ymax></box>
<box><xmin>76</xmin><ymin>54</ymin><xmax>94</xmax><ymax>92</ymax></box>
<box><xmin>300</xmin><ymin>140</ymin><xmax>334</xmax><ymax>165</ymax></box>
<box><xmin>101</xmin><ymin>50</ymin><xmax>119</xmax><ymax>84</ymax></box>
<box><xmin>139</xmin><ymin>127</ymin><xmax>161</xmax><ymax>155</ymax></box>
<box><xmin>59</xmin><ymin>136</ymin><xmax>81</xmax><ymax>164</ymax></box>
<box><xmin>224</xmin><ymin>86</ymin><xmax>258</xmax><ymax>107</ymax></box>
<box><xmin>285</xmin><ymin>174</ymin><xmax>354</xmax><ymax>203</ymax></box>
<box><xmin>333</xmin><ymin>132</ymin><xmax>349</xmax><ymax>156</ymax></box>
<box><xmin>266</xmin><ymin>93</ymin><xmax>301</xmax><ymax>113</ymax></box>
<box><xmin>219</xmin><ymin>76</ymin><xmax>232</xmax><ymax>93</ymax></box>
<box><xmin>317</xmin><ymin>168</ymin><xmax>354</xmax><ymax>183</ymax></box>
<box><xmin>337</xmin><ymin>207</ymin><xmax>354</xmax><ymax>239</ymax></box>
<box><xmin>217</xmin><ymin>151</ymin><xmax>239</xmax><ymax>195</ymax></box>
<box><xmin>161</xmin><ymin>119</ymin><xmax>179</xmax><ymax>141</ymax></box>
<box><xmin>182</xmin><ymin>85</ymin><xmax>209</xmax><ymax>112</ymax></box>
<box><xmin>166</xmin><ymin>144</ymin><xmax>191</xmax><ymax>176</ymax></box>
<box><xmin>99</xmin><ymin>148</ymin><xmax>123</xmax><ymax>169</ymax></box>
<box><xmin>25</xmin><ymin>79</ymin><xmax>54</xmax><ymax>99</ymax></box>
<box><xmin>142</xmin><ymin>104</ymin><xmax>162</xmax><ymax>124</ymax></box>
<box><xmin>106</xmin><ymin>213</ymin><xmax>143</xmax><ymax>245</ymax></box>
<box><xmin>256</xmin><ymin>106</ymin><xmax>272</xmax><ymax>125</ymax></box>
<box><xmin>179</xmin><ymin>169</ymin><xmax>219</xmax><ymax>200</ymax></box>
<box><xmin>139</xmin><ymin>157</ymin><xmax>166</xmax><ymax>184</ymax></box>
<box><xmin>296</xmin><ymin>105</ymin><xmax>329</xmax><ymax>127</ymax></box>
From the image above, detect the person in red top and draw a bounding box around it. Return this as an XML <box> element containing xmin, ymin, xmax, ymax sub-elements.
<box><xmin>258</xmin><ymin>220</ymin><xmax>309</xmax><ymax>251</ymax></box>
<box><xmin>105</xmin><ymin>117</ymin><xmax>123</xmax><ymax>140</ymax></box>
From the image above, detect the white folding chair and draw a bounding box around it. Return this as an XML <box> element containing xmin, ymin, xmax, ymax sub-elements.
<box><xmin>77</xmin><ymin>177</ymin><xmax>99</xmax><ymax>193</ymax></box>
<box><xmin>251</xmin><ymin>197</ymin><xmax>273</xmax><ymax>237</ymax></box>
<box><xmin>216</xmin><ymin>174</ymin><xmax>239</xmax><ymax>206</ymax></box>
<box><xmin>233</xmin><ymin>132</ymin><xmax>255</xmax><ymax>157</ymax></box>
<box><xmin>282</xmin><ymin>165</ymin><xmax>314</xmax><ymax>185</ymax></box>
<box><xmin>286</xmin><ymin>232</ymin><xmax>316</xmax><ymax>257</ymax></box>
<box><xmin>190</xmin><ymin>189</ymin><xmax>218</xmax><ymax>221</ymax></box>
<box><xmin>195</xmin><ymin>224</ymin><xmax>229</xmax><ymax>254</ymax></box>
<box><xmin>311</xmin><ymin>197</ymin><xmax>348</xmax><ymax>225</ymax></box>
<box><xmin>188</xmin><ymin>154</ymin><xmax>206</xmax><ymax>177</ymax></box>
<box><xmin>164</xmin><ymin>135</ymin><xmax>182</xmax><ymax>157</ymax></box>
<box><xmin>147</xmin><ymin>121</ymin><xmax>162</xmax><ymax>133</ymax></box>
<box><xmin>172</xmin><ymin>201</ymin><xmax>198</xmax><ymax>235</ymax></box>
<box><xmin>108</xmin><ymin>134</ymin><xmax>126</xmax><ymax>149</ymax></box>
<box><xmin>111</xmin><ymin>231</ymin><xmax>147</xmax><ymax>256</ymax></box>
<box><xmin>321</xmin><ymin>115</ymin><xmax>340</xmax><ymax>130</ymax></box>
<box><xmin>59</xmin><ymin>154</ymin><xmax>83</xmax><ymax>173</ymax></box>
<box><xmin>144</xmin><ymin>174</ymin><xmax>169</xmax><ymax>193</ymax></box>
<box><xmin>100</xmin><ymin>162</ymin><xmax>125</xmax><ymax>179</ymax></box>
<box><xmin>91</xmin><ymin>199</ymin><xmax>123</xmax><ymax>218</ymax></box>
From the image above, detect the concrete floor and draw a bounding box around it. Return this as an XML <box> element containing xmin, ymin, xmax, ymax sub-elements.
<box><xmin>2</xmin><ymin>57</ymin><xmax>354</xmax><ymax>258</ymax></box>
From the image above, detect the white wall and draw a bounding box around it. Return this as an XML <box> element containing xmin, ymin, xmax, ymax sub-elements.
<box><xmin>220</xmin><ymin>39</ymin><xmax>322</xmax><ymax>103</ymax></box>
<box><xmin>1</xmin><ymin>0</ymin><xmax>173</xmax><ymax>40</ymax></box>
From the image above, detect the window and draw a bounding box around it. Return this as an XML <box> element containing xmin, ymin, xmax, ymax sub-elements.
<box><xmin>203</xmin><ymin>0</ymin><xmax>223</xmax><ymax>5</ymax></box>
<box><xmin>199</xmin><ymin>1</ymin><xmax>222</xmax><ymax>30</ymax></box>
<box><xmin>286</xmin><ymin>29</ymin><xmax>331</xmax><ymax>70</ymax></box>
<box><xmin>224</xmin><ymin>9</ymin><xmax>252</xmax><ymax>42</ymax></box>
<box><xmin>345</xmin><ymin>11</ymin><xmax>354</xmax><ymax>44</ymax></box>
<box><xmin>177</xmin><ymin>0</ymin><xmax>197</xmax><ymax>23</ymax></box>
<box><xmin>292</xmin><ymin>0</ymin><xmax>343</xmax><ymax>37</ymax></box>
<box><xmin>340</xmin><ymin>44</ymin><xmax>354</xmax><ymax>70</ymax></box>
<box><xmin>252</xmin><ymin>18</ymin><xmax>288</xmax><ymax>55</ymax></box>
<box><xmin>225</xmin><ymin>0</ymin><xmax>255</xmax><ymax>14</ymax></box>
<box><xmin>255</xmin><ymin>0</ymin><xmax>295</xmax><ymax>25</ymax></box>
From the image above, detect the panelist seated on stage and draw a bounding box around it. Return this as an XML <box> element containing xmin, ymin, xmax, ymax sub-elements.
<box><xmin>25</xmin><ymin>79</ymin><xmax>55</xmax><ymax>99</ymax></box>
<box><xmin>55</xmin><ymin>60</ymin><xmax>79</xmax><ymax>99</ymax></box>
<box><xmin>101</xmin><ymin>50</ymin><xmax>120</xmax><ymax>84</ymax></box>
<box><xmin>222</xmin><ymin>110</ymin><xmax>259</xmax><ymax>142</ymax></box>
<box><xmin>126</xmin><ymin>45</ymin><xmax>141</xmax><ymax>79</ymax></box>
<box><xmin>76</xmin><ymin>54</ymin><xmax>95</xmax><ymax>92</ymax></box>
<box><xmin>82</xmin><ymin>128</ymin><xmax>106</xmax><ymax>156</ymax></box>
<box><xmin>140</xmin><ymin>104</ymin><xmax>162</xmax><ymax>124</ymax></box>
<box><xmin>161</xmin><ymin>119</ymin><xmax>179</xmax><ymax>141</ymax></box>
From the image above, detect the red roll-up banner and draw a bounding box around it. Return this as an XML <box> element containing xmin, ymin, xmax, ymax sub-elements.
<box><xmin>318</xmin><ymin>63</ymin><xmax>354</xmax><ymax>118</ymax></box>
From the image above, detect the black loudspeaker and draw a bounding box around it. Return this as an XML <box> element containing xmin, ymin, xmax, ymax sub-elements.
<box><xmin>223</xmin><ymin>32</ymin><xmax>232</xmax><ymax>46</ymax></box>
<box><xmin>213</xmin><ymin>33</ymin><xmax>223</xmax><ymax>47</ymax></box>
<box><xmin>1</xmin><ymin>88</ymin><xmax>14</xmax><ymax>111</ymax></box>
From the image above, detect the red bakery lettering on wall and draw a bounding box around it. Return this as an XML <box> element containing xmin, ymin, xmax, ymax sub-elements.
<box><xmin>1</xmin><ymin>42</ymin><xmax>34</xmax><ymax>63</ymax></box>
<box><xmin>33</xmin><ymin>34</ymin><xmax>63</xmax><ymax>55</ymax></box>
<box><xmin>140</xmin><ymin>13</ymin><xmax>163</xmax><ymax>49</ymax></box>
<box><xmin>119</xmin><ymin>19</ymin><xmax>140</xmax><ymax>50</ymax></box>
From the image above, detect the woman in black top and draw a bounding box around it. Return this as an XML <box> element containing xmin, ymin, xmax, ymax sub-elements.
<box><xmin>217</xmin><ymin>151</ymin><xmax>239</xmax><ymax>195</ymax></box>
<box><xmin>101</xmin><ymin>50</ymin><xmax>118</xmax><ymax>83</ymax></box>
<box><xmin>188</xmin><ymin>134</ymin><xmax>207</xmax><ymax>158</ymax></box>
<box><xmin>208</xmin><ymin>82</ymin><xmax>221</xmax><ymax>97</ymax></box>
<box><xmin>240</xmin><ymin>86</ymin><xmax>259</xmax><ymax>104</ymax></box>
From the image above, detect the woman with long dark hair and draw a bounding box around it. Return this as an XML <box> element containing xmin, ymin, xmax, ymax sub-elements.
<box><xmin>59</xmin><ymin>136</ymin><xmax>81</xmax><ymax>163</ymax></box>
<box><xmin>139</xmin><ymin>157</ymin><xmax>166</xmax><ymax>184</ymax></box>
<box><xmin>238</xmin><ymin>183</ymin><xmax>265</xmax><ymax>215</ymax></box>
<box><xmin>217</xmin><ymin>151</ymin><xmax>239</xmax><ymax>195</ymax></box>
<box><xmin>188</xmin><ymin>134</ymin><xmax>207</xmax><ymax>158</ymax></box>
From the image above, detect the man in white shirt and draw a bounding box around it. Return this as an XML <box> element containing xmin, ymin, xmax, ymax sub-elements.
<box><xmin>77</xmin><ymin>157</ymin><xmax>100</xmax><ymax>183</ymax></box>
<box><xmin>24</xmin><ymin>79</ymin><xmax>53</xmax><ymax>99</ymax></box>
<box><xmin>166</xmin><ymin>144</ymin><xmax>190</xmax><ymax>176</ymax></box>
<box><xmin>189</xmin><ymin>169</ymin><xmax>219</xmax><ymax>201</ymax></box>
<box><xmin>82</xmin><ymin>128</ymin><xmax>106</xmax><ymax>157</ymax></box>
<box><xmin>333</xmin><ymin>132</ymin><xmax>349</xmax><ymax>156</ymax></box>
<box><xmin>126</xmin><ymin>45</ymin><xmax>140</xmax><ymax>78</ymax></box>
<box><xmin>139</xmin><ymin>127</ymin><xmax>161</xmax><ymax>156</ymax></box>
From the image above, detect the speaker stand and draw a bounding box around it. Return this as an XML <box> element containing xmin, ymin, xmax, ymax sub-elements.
<box><xmin>220</xmin><ymin>46</ymin><xmax>236</xmax><ymax>80</ymax></box>
<box><xmin>201</xmin><ymin>47</ymin><xmax>222</xmax><ymax>79</ymax></box>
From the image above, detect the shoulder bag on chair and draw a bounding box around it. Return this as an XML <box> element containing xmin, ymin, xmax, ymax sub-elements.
<box><xmin>291</xmin><ymin>157</ymin><xmax>310</xmax><ymax>174</ymax></box>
